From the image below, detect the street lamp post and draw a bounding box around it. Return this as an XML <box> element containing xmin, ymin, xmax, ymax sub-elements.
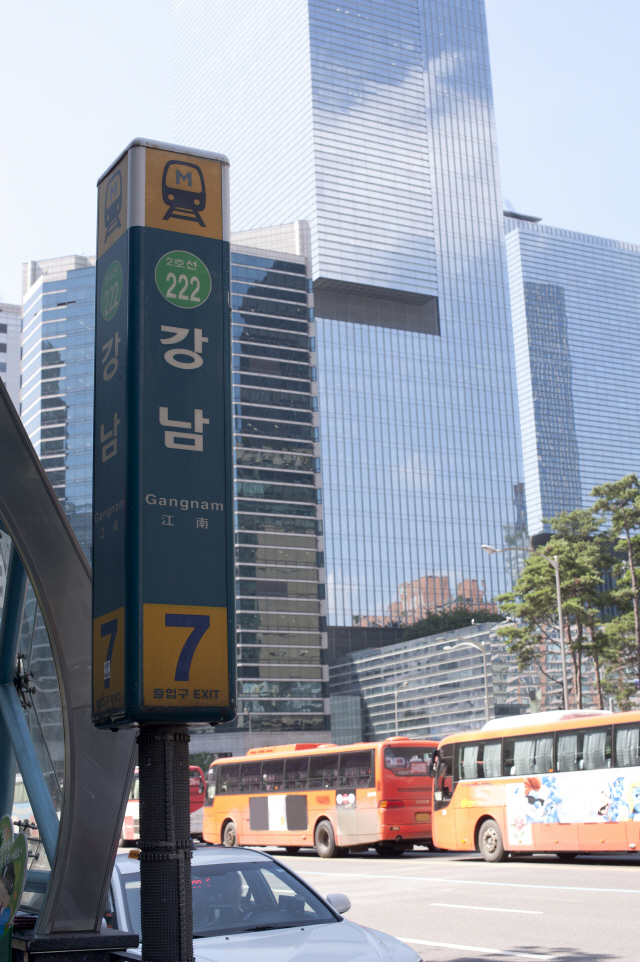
<box><xmin>443</xmin><ymin>639</ymin><xmax>490</xmax><ymax>722</ymax></box>
<box><xmin>394</xmin><ymin>681</ymin><xmax>409</xmax><ymax>736</ymax></box>
<box><xmin>482</xmin><ymin>543</ymin><xmax>569</xmax><ymax>710</ymax></box>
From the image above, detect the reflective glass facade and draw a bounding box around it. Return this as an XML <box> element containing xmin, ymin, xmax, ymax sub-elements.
<box><xmin>21</xmin><ymin>257</ymin><xmax>96</xmax><ymax>558</ymax></box>
<box><xmin>173</xmin><ymin>0</ymin><xmax>524</xmax><ymax>633</ymax></box>
<box><xmin>230</xmin><ymin>244</ymin><xmax>328</xmax><ymax>735</ymax></box>
<box><xmin>329</xmin><ymin>623</ymin><xmax>524</xmax><ymax>740</ymax></box>
<box><xmin>19</xmin><ymin>247</ymin><xmax>327</xmax><ymax>743</ymax></box>
<box><xmin>506</xmin><ymin>219</ymin><xmax>640</xmax><ymax>534</ymax></box>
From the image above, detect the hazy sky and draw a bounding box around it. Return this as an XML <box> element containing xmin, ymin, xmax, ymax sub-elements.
<box><xmin>1</xmin><ymin>0</ymin><xmax>638</xmax><ymax>304</ymax></box>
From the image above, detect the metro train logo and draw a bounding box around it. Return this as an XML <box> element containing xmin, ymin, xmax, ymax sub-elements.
<box><xmin>104</xmin><ymin>170</ymin><xmax>123</xmax><ymax>241</ymax></box>
<box><xmin>162</xmin><ymin>160</ymin><xmax>206</xmax><ymax>227</ymax></box>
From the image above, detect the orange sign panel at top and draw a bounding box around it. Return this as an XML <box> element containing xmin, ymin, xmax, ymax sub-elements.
<box><xmin>97</xmin><ymin>155</ymin><xmax>128</xmax><ymax>259</ymax></box>
<box><xmin>145</xmin><ymin>149</ymin><xmax>223</xmax><ymax>240</ymax></box>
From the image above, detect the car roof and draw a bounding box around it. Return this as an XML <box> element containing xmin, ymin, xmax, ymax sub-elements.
<box><xmin>115</xmin><ymin>847</ymin><xmax>275</xmax><ymax>875</ymax></box>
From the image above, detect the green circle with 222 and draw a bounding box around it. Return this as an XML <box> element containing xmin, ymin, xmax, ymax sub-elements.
<box><xmin>101</xmin><ymin>261</ymin><xmax>123</xmax><ymax>321</ymax></box>
<box><xmin>155</xmin><ymin>251</ymin><xmax>212</xmax><ymax>309</ymax></box>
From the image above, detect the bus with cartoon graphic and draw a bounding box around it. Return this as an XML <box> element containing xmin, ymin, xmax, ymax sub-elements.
<box><xmin>203</xmin><ymin>738</ymin><xmax>438</xmax><ymax>856</ymax></box>
<box><xmin>431</xmin><ymin>709</ymin><xmax>640</xmax><ymax>861</ymax></box>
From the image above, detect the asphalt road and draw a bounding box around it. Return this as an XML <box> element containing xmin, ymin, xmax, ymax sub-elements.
<box><xmin>270</xmin><ymin>848</ymin><xmax>640</xmax><ymax>962</ymax></box>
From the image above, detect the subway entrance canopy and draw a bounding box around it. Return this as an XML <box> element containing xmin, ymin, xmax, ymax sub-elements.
<box><xmin>0</xmin><ymin>377</ymin><xmax>136</xmax><ymax>938</ymax></box>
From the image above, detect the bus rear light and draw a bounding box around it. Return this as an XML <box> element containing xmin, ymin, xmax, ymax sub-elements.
<box><xmin>379</xmin><ymin>800</ymin><xmax>404</xmax><ymax>809</ymax></box>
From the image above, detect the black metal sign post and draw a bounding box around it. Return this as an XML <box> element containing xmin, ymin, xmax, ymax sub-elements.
<box><xmin>93</xmin><ymin>140</ymin><xmax>236</xmax><ymax>962</ymax></box>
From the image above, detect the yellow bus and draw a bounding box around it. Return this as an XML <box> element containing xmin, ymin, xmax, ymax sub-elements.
<box><xmin>431</xmin><ymin>709</ymin><xmax>640</xmax><ymax>861</ymax></box>
<box><xmin>204</xmin><ymin>738</ymin><xmax>438</xmax><ymax>857</ymax></box>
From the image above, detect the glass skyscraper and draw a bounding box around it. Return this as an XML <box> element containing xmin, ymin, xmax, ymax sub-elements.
<box><xmin>21</xmin><ymin>256</ymin><xmax>96</xmax><ymax>558</ymax></box>
<box><xmin>227</xmin><ymin>242</ymin><xmax>328</xmax><ymax>745</ymax></box>
<box><xmin>173</xmin><ymin>0</ymin><xmax>524</xmax><ymax>635</ymax></box>
<box><xmin>19</xmin><ymin>246</ymin><xmax>328</xmax><ymax>750</ymax></box>
<box><xmin>505</xmin><ymin>216</ymin><xmax>640</xmax><ymax>535</ymax></box>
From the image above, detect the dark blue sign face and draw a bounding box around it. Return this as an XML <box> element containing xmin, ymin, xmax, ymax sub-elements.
<box><xmin>92</xmin><ymin>149</ymin><xmax>235</xmax><ymax>728</ymax></box>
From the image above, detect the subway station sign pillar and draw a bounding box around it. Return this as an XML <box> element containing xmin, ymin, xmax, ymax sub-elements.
<box><xmin>92</xmin><ymin>139</ymin><xmax>235</xmax><ymax>729</ymax></box>
<box><xmin>93</xmin><ymin>139</ymin><xmax>236</xmax><ymax>962</ymax></box>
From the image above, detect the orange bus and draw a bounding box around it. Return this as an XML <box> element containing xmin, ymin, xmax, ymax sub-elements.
<box><xmin>203</xmin><ymin>738</ymin><xmax>438</xmax><ymax>857</ymax></box>
<box><xmin>431</xmin><ymin>709</ymin><xmax>640</xmax><ymax>861</ymax></box>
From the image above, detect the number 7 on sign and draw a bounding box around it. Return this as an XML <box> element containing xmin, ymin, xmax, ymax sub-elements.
<box><xmin>165</xmin><ymin>613</ymin><xmax>210</xmax><ymax>681</ymax></box>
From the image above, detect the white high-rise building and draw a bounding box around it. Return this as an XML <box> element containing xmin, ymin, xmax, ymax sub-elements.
<box><xmin>0</xmin><ymin>302</ymin><xmax>21</xmax><ymax>408</ymax></box>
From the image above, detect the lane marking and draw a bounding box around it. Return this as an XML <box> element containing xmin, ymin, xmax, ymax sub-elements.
<box><xmin>430</xmin><ymin>902</ymin><xmax>542</xmax><ymax>915</ymax></box>
<box><xmin>296</xmin><ymin>869</ymin><xmax>640</xmax><ymax>896</ymax></box>
<box><xmin>398</xmin><ymin>937</ymin><xmax>556</xmax><ymax>960</ymax></box>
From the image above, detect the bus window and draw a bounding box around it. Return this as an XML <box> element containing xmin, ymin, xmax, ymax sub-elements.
<box><xmin>190</xmin><ymin>771</ymin><xmax>205</xmax><ymax>793</ymax></box>
<box><xmin>205</xmin><ymin>769</ymin><xmax>216</xmax><ymax>807</ymax></box>
<box><xmin>557</xmin><ymin>728</ymin><xmax>612</xmax><ymax>772</ymax></box>
<box><xmin>615</xmin><ymin>724</ymin><xmax>640</xmax><ymax>767</ymax></box>
<box><xmin>262</xmin><ymin>759</ymin><xmax>284</xmax><ymax>792</ymax></box>
<box><xmin>339</xmin><ymin>751</ymin><xmax>374</xmax><ymax>789</ymax></box>
<box><xmin>557</xmin><ymin>733</ymin><xmax>578</xmax><ymax>771</ymax></box>
<box><xmin>219</xmin><ymin>764</ymin><xmax>240</xmax><ymax>795</ymax></box>
<box><xmin>308</xmin><ymin>754</ymin><xmax>339</xmax><ymax>789</ymax></box>
<box><xmin>283</xmin><ymin>755</ymin><xmax>309</xmax><ymax>791</ymax></box>
<box><xmin>583</xmin><ymin>728</ymin><xmax>611</xmax><ymax>770</ymax></box>
<box><xmin>457</xmin><ymin>740</ymin><xmax>502</xmax><ymax>780</ymax></box>
<box><xmin>503</xmin><ymin>735</ymin><xmax>553</xmax><ymax>776</ymax></box>
<box><xmin>240</xmin><ymin>762</ymin><xmax>262</xmax><ymax>793</ymax></box>
<box><xmin>434</xmin><ymin>743</ymin><xmax>454</xmax><ymax>810</ymax></box>
<box><xmin>383</xmin><ymin>747</ymin><xmax>430</xmax><ymax>776</ymax></box>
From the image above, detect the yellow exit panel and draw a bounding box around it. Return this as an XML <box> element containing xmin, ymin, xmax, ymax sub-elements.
<box><xmin>143</xmin><ymin>603</ymin><xmax>229</xmax><ymax>708</ymax></box>
<box><xmin>145</xmin><ymin>148</ymin><xmax>223</xmax><ymax>240</ymax></box>
<box><xmin>93</xmin><ymin>607</ymin><xmax>125</xmax><ymax>717</ymax></box>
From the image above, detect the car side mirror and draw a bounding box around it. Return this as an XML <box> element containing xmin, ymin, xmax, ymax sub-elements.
<box><xmin>326</xmin><ymin>893</ymin><xmax>351</xmax><ymax>915</ymax></box>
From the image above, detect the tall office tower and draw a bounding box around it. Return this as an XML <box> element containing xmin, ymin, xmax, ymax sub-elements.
<box><xmin>20</xmin><ymin>246</ymin><xmax>326</xmax><ymax>750</ymax></box>
<box><xmin>225</xmin><ymin>241</ymin><xmax>328</xmax><ymax>749</ymax></box>
<box><xmin>21</xmin><ymin>256</ymin><xmax>96</xmax><ymax>558</ymax></box>
<box><xmin>173</xmin><ymin>0</ymin><xmax>524</xmax><ymax>658</ymax></box>
<box><xmin>505</xmin><ymin>215</ymin><xmax>640</xmax><ymax>535</ymax></box>
<box><xmin>0</xmin><ymin>302</ymin><xmax>21</xmax><ymax>408</ymax></box>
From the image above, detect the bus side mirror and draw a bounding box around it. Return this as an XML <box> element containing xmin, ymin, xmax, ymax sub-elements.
<box><xmin>428</xmin><ymin>750</ymin><xmax>439</xmax><ymax>778</ymax></box>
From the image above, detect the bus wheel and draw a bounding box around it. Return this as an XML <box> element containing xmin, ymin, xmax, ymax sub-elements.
<box><xmin>285</xmin><ymin>846</ymin><xmax>300</xmax><ymax>854</ymax></box>
<box><xmin>222</xmin><ymin>821</ymin><xmax>238</xmax><ymax>847</ymax></box>
<box><xmin>315</xmin><ymin>820</ymin><xmax>341</xmax><ymax>858</ymax></box>
<box><xmin>478</xmin><ymin>819</ymin><xmax>508</xmax><ymax>863</ymax></box>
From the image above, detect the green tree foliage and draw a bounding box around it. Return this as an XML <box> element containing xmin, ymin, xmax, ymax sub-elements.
<box><xmin>496</xmin><ymin>482</ymin><xmax>640</xmax><ymax>711</ymax></box>
<box><xmin>496</xmin><ymin>509</ymin><xmax>611</xmax><ymax>709</ymax></box>
<box><xmin>592</xmin><ymin>474</ymin><xmax>640</xmax><ymax>689</ymax></box>
<box><xmin>401</xmin><ymin>606</ymin><xmax>503</xmax><ymax>642</ymax></box>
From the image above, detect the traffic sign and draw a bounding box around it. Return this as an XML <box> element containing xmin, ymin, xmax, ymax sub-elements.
<box><xmin>92</xmin><ymin>139</ymin><xmax>235</xmax><ymax>727</ymax></box>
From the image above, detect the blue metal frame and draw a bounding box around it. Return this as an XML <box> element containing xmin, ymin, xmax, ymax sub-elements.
<box><xmin>0</xmin><ymin>545</ymin><xmax>59</xmax><ymax>862</ymax></box>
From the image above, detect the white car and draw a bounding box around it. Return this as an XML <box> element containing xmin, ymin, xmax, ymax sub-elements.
<box><xmin>107</xmin><ymin>848</ymin><xmax>421</xmax><ymax>962</ymax></box>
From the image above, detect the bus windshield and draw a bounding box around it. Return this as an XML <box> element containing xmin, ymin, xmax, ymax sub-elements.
<box><xmin>383</xmin><ymin>746</ymin><xmax>431</xmax><ymax>777</ymax></box>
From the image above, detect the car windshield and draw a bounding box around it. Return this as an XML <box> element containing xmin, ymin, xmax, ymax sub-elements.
<box><xmin>384</xmin><ymin>747</ymin><xmax>431</xmax><ymax>777</ymax></box>
<box><xmin>123</xmin><ymin>860</ymin><xmax>337</xmax><ymax>938</ymax></box>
